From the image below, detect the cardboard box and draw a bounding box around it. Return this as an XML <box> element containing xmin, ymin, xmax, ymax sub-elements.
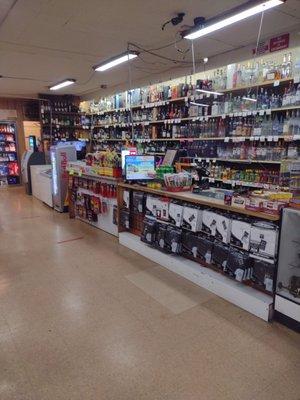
<box><xmin>155</xmin><ymin>197</ymin><xmax>170</xmax><ymax>221</ymax></box>
<box><xmin>169</xmin><ymin>202</ymin><xmax>183</xmax><ymax>227</ymax></box>
<box><xmin>182</xmin><ymin>206</ymin><xmax>202</xmax><ymax>232</ymax></box>
<box><xmin>262</xmin><ymin>200</ymin><xmax>286</xmax><ymax>215</ymax></box>
<box><xmin>230</xmin><ymin>220</ymin><xmax>251</xmax><ymax>250</ymax></box>
<box><xmin>231</xmin><ymin>196</ymin><xmax>246</xmax><ymax>209</ymax></box>
<box><xmin>202</xmin><ymin>210</ymin><xmax>218</xmax><ymax>236</ymax></box>
<box><xmin>146</xmin><ymin>195</ymin><xmax>156</xmax><ymax>217</ymax></box>
<box><xmin>249</xmin><ymin>222</ymin><xmax>278</xmax><ymax>259</ymax></box>
<box><xmin>123</xmin><ymin>190</ymin><xmax>130</xmax><ymax>209</ymax></box>
<box><xmin>215</xmin><ymin>214</ymin><xmax>232</xmax><ymax>244</ymax></box>
<box><xmin>245</xmin><ymin>197</ymin><xmax>263</xmax><ymax>212</ymax></box>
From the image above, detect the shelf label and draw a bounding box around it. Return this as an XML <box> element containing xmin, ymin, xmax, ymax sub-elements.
<box><xmin>267</xmin><ymin>136</ymin><xmax>273</xmax><ymax>142</ymax></box>
<box><xmin>222</xmin><ymin>114</ymin><xmax>226</xmax><ymax>119</ymax></box>
<box><xmin>224</xmin><ymin>137</ymin><xmax>230</xmax><ymax>142</ymax></box>
<box><xmin>273</xmin><ymin>80</ymin><xmax>280</xmax><ymax>87</ymax></box>
<box><xmin>259</xmin><ymin>110</ymin><xmax>265</xmax><ymax>116</ymax></box>
<box><xmin>260</xmin><ymin>136</ymin><xmax>266</xmax><ymax>141</ymax></box>
<box><xmin>266</xmin><ymin>109</ymin><xmax>272</xmax><ymax>115</ymax></box>
<box><xmin>293</xmin><ymin>135</ymin><xmax>300</xmax><ymax>140</ymax></box>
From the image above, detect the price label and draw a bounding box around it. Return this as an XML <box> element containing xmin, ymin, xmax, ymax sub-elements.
<box><xmin>273</xmin><ymin>80</ymin><xmax>280</xmax><ymax>87</ymax></box>
<box><xmin>293</xmin><ymin>135</ymin><xmax>300</xmax><ymax>140</ymax></box>
<box><xmin>267</xmin><ymin>136</ymin><xmax>273</xmax><ymax>142</ymax></box>
<box><xmin>266</xmin><ymin>109</ymin><xmax>272</xmax><ymax>115</ymax></box>
<box><xmin>224</xmin><ymin>137</ymin><xmax>230</xmax><ymax>142</ymax></box>
<box><xmin>240</xmin><ymin>137</ymin><xmax>245</xmax><ymax>142</ymax></box>
<box><xmin>260</xmin><ymin>136</ymin><xmax>266</xmax><ymax>142</ymax></box>
<box><xmin>254</xmin><ymin>137</ymin><xmax>260</xmax><ymax>141</ymax></box>
<box><xmin>229</xmin><ymin>113</ymin><xmax>233</xmax><ymax>117</ymax></box>
<box><xmin>243</xmin><ymin>111</ymin><xmax>248</xmax><ymax>117</ymax></box>
<box><xmin>69</xmin><ymin>169</ymin><xmax>74</xmax><ymax>176</ymax></box>
<box><xmin>294</xmin><ymin>75</ymin><xmax>300</xmax><ymax>84</ymax></box>
<box><xmin>206</xmin><ymin>158</ymin><xmax>210</xmax><ymax>163</ymax></box>
<box><xmin>199</xmin><ymin>94</ymin><xmax>204</xmax><ymax>100</ymax></box>
<box><xmin>259</xmin><ymin>110</ymin><xmax>265</xmax><ymax>116</ymax></box>
<box><xmin>222</xmin><ymin>114</ymin><xmax>226</xmax><ymax>119</ymax></box>
<box><xmin>209</xmin><ymin>178</ymin><xmax>215</xmax><ymax>183</ymax></box>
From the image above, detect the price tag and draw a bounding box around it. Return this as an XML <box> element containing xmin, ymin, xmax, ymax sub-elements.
<box><xmin>240</xmin><ymin>137</ymin><xmax>245</xmax><ymax>142</ymax></box>
<box><xmin>294</xmin><ymin>75</ymin><xmax>300</xmax><ymax>84</ymax></box>
<box><xmin>212</xmin><ymin>159</ymin><xmax>216</xmax><ymax>163</ymax></box>
<box><xmin>69</xmin><ymin>169</ymin><xmax>74</xmax><ymax>176</ymax></box>
<box><xmin>254</xmin><ymin>137</ymin><xmax>260</xmax><ymax>141</ymax></box>
<box><xmin>243</xmin><ymin>111</ymin><xmax>248</xmax><ymax>117</ymax></box>
<box><xmin>224</xmin><ymin>137</ymin><xmax>230</xmax><ymax>142</ymax></box>
<box><xmin>273</xmin><ymin>80</ymin><xmax>280</xmax><ymax>87</ymax></box>
<box><xmin>78</xmin><ymin>171</ymin><xmax>82</xmax><ymax>177</ymax></box>
<box><xmin>266</xmin><ymin>109</ymin><xmax>271</xmax><ymax>115</ymax></box>
<box><xmin>293</xmin><ymin>135</ymin><xmax>300</xmax><ymax>140</ymax></box>
<box><xmin>199</xmin><ymin>94</ymin><xmax>204</xmax><ymax>100</ymax></box>
<box><xmin>260</xmin><ymin>136</ymin><xmax>266</xmax><ymax>142</ymax></box>
<box><xmin>177</xmin><ymin>118</ymin><xmax>181</xmax><ymax>123</ymax></box>
<box><xmin>206</xmin><ymin>158</ymin><xmax>210</xmax><ymax>163</ymax></box>
<box><xmin>267</xmin><ymin>136</ymin><xmax>273</xmax><ymax>142</ymax></box>
<box><xmin>259</xmin><ymin>110</ymin><xmax>265</xmax><ymax>116</ymax></box>
<box><xmin>273</xmin><ymin>136</ymin><xmax>279</xmax><ymax>141</ymax></box>
<box><xmin>209</xmin><ymin>178</ymin><xmax>215</xmax><ymax>183</ymax></box>
<box><xmin>214</xmin><ymin>94</ymin><xmax>218</xmax><ymax>99</ymax></box>
<box><xmin>222</xmin><ymin>114</ymin><xmax>226</xmax><ymax>119</ymax></box>
<box><xmin>229</xmin><ymin>113</ymin><xmax>234</xmax><ymax>117</ymax></box>
<box><xmin>206</xmin><ymin>93</ymin><xmax>211</xmax><ymax>98</ymax></box>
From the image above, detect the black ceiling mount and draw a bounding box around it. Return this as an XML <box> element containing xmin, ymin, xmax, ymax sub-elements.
<box><xmin>162</xmin><ymin>12</ymin><xmax>186</xmax><ymax>30</ymax></box>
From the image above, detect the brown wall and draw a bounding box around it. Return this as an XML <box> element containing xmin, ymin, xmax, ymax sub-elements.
<box><xmin>0</xmin><ymin>98</ymin><xmax>28</xmax><ymax>177</ymax></box>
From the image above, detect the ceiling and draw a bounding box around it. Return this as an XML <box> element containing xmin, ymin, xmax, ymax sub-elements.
<box><xmin>0</xmin><ymin>0</ymin><xmax>299</xmax><ymax>99</ymax></box>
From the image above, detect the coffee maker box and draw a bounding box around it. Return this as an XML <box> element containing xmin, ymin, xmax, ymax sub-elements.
<box><xmin>202</xmin><ymin>210</ymin><xmax>218</xmax><ymax>236</ymax></box>
<box><xmin>249</xmin><ymin>222</ymin><xmax>278</xmax><ymax>259</ymax></box>
<box><xmin>230</xmin><ymin>220</ymin><xmax>251</xmax><ymax>250</ymax></box>
<box><xmin>182</xmin><ymin>206</ymin><xmax>202</xmax><ymax>232</ymax></box>
<box><xmin>216</xmin><ymin>214</ymin><xmax>232</xmax><ymax>244</ymax></box>
<box><xmin>169</xmin><ymin>202</ymin><xmax>183</xmax><ymax>227</ymax></box>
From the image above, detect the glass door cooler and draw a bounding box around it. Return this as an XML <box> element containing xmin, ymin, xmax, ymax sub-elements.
<box><xmin>0</xmin><ymin>121</ymin><xmax>20</xmax><ymax>187</ymax></box>
<box><xmin>275</xmin><ymin>207</ymin><xmax>300</xmax><ymax>330</ymax></box>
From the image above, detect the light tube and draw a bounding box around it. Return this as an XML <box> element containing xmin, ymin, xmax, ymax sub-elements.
<box><xmin>242</xmin><ymin>96</ymin><xmax>257</xmax><ymax>102</ymax></box>
<box><xmin>196</xmin><ymin>89</ymin><xmax>223</xmax><ymax>96</ymax></box>
<box><xmin>184</xmin><ymin>0</ymin><xmax>284</xmax><ymax>40</ymax></box>
<box><xmin>49</xmin><ymin>79</ymin><xmax>76</xmax><ymax>91</ymax></box>
<box><xmin>190</xmin><ymin>102</ymin><xmax>210</xmax><ymax>107</ymax></box>
<box><xmin>94</xmin><ymin>52</ymin><xmax>138</xmax><ymax>72</ymax></box>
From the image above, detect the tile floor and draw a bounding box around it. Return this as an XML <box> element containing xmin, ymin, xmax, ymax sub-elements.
<box><xmin>0</xmin><ymin>187</ymin><xmax>299</xmax><ymax>400</ymax></box>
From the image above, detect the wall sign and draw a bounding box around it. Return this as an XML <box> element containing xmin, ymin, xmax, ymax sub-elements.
<box><xmin>252</xmin><ymin>33</ymin><xmax>289</xmax><ymax>55</ymax></box>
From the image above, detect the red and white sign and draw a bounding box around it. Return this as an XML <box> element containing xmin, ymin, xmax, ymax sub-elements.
<box><xmin>270</xmin><ymin>33</ymin><xmax>289</xmax><ymax>52</ymax></box>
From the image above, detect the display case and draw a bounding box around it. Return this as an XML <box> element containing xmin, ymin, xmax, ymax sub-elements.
<box><xmin>275</xmin><ymin>207</ymin><xmax>300</xmax><ymax>328</ymax></box>
<box><xmin>0</xmin><ymin>121</ymin><xmax>20</xmax><ymax>186</ymax></box>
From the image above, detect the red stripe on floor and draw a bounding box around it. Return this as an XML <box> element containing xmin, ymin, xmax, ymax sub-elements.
<box><xmin>57</xmin><ymin>236</ymin><xmax>84</xmax><ymax>244</ymax></box>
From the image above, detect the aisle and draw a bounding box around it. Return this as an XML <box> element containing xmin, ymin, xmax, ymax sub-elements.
<box><xmin>0</xmin><ymin>187</ymin><xmax>299</xmax><ymax>400</ymax></box>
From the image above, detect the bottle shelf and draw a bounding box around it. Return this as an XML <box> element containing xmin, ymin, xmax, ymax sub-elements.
<box><xmin>203</xmin><ymin>176</ymin><xmax>280</xmax><ymax>190</ymax></box>
<box><xmin>85</xmin><ymin>77</ymin><xmax>295</xmax><ymax>116</ymax></box>
<box><xmin>92</xmin><ymin>104</ymin><xmax>300</xmax><ymax>129</ymax></box>
<box><xmin>187</xmin><ymin>158</ymin><xmax>283</xmax><ymax>164</ymax></box>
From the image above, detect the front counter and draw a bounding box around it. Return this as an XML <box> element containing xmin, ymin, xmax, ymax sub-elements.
<box><xmin>116</xmin><ymin>182</ymin><xmax>281</xmax><ymax>322</ymax></box>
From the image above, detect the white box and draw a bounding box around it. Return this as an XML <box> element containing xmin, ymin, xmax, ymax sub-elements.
<box><xmin>123</xmin><ymin>190</ymin><xmax>130</xmax><ymax>209</ymax></box>
<box><xmin>182</xmin><ymin>206</ymin><xmax>202</xmax><ymax>232</ymax></box>
<box><xmin>146</xmin><ymin>195</ymin><xmax>156</xmax><ymax>217</ymax></box>
<box><xmin>230</xmin><ymin>220</ymin><xmax>251</xmax><ymax>250</ymax></box>
<box><xmin>216</xmin><ymin>214</ymin><xmax>232</xmax><ymax>244</ymax></box>
<box><xmin>202</xmin><ymin>210</ymin><xmax>218</xmax><ymax>236</ymax></box>
<box><xmin>169</xmin><ymin>203</ymin><xmax>183</xmax><ymax>227</ymax></box>
<box><xmin>250</xmin><ymin>223</ymin><xmax>278</xmax><ymax>259</ymax></box>
<box><xmin>155</xmin><ymin>198</ymin><xmax>170</xmax><ymax>221</ymax></box>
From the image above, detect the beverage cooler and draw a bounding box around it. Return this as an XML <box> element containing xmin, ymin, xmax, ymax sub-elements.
<box><xmin>0</xmin><ymin>121</ymin><xmax>20</xmax><ymax>187</ymax></box>
<box><xmin>50</xmin><ymin>143</ymin><xmax>77</xmax><ymax>212</ymax></box>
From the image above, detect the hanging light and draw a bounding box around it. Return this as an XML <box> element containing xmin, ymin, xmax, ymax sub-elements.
<box><xmin>184</xmin><ymin>0</ymin><xmax>285</xmax><ymax>40</ymax></box>
<box><xmin>49</xmin><ymin>79</ymin><xmax>76</xmax><ymax>91</ymax></box>
<box><xmin>93</xmin><ymin>51</ymin><xmax>139</xmax><ymax>72</ymax></box>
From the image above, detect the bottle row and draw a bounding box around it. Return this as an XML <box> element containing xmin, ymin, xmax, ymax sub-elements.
<box><xmin>0</xmin><ymin>162</ymin><xmax>19</xmax><ymax>177</ymax></box>
<box><xmin>41</xmin><ymin>101</ymin><xmax>79</xmax><ymax>114</ymax></box>
<box><xmin>186</xmin><ymin>141</ymin><xmax>299</xmax><ymax>161</ymax></box>
<box><xmin>0</xmin><ymin>143</ymin><xmax>16</xmax><ymax>152</ymax></box>
<box><xmin>0</xmin><ymin>153</ymin><xmax>17</xmax><ymax>162</ymax></box>
<box><xmin>207</xmin><ymin>165</ymin><xmax>280</xmax><ymax>185</ymax></box>
<box><xmin>41</xmin><ymin>115</ymin><xmax>85</xmax><ymax>127</ymax></box>
<box><xmin>91</xmin><ymin>111</ymin><xmax>300</xmax><ymax>140</ymax></box>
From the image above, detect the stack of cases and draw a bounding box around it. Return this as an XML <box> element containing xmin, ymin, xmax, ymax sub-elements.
<box><xmin>140</xmin><ymin>195</ymin><xmax>279</xmax><ymax>293</ymax></box>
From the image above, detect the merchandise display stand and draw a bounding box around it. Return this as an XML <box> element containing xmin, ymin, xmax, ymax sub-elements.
<box><xmin>117</xmin><ymin>182</ymin><xmax>280</xmax><ymax>321</ymax></box>
<box><xmin>67</xmin><ymin>163</ymin><xmax>119</xmax><ymax>236</ymax></box>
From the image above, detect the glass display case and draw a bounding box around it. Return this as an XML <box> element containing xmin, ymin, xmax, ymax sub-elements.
<box><xmin>275</xmin><ymin>207</ymin><xmax>300</xmax><ymax>329</ymax></box>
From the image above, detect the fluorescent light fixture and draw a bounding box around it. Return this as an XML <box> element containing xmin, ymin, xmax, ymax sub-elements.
<box><xmin>190</xmin><ymin>102</ymin><xmax>209</xmax><ymax>107</ymax></box>
<box><xmin>184</xmin><ymin>0</ymin><xmax>284</xmax><ymax>40</ymax></box>
<box><xmin>196</xmin><ymin>89</ymin><xmax>223</xmax><ymax>96</ymax></box>
<box><xmin>49</xmin><ymin>79</ymin><xmax>76</xmax><ymax>91</ymax></box>
<box><xmin>242</xmin><ymin>96</ymin><xmax>257</xmax><ymax>102</ymax></box>
<box><xmin>94</xmin><ymin>51</ymin><xmax>138</xmax><ymax>72</ymax></box>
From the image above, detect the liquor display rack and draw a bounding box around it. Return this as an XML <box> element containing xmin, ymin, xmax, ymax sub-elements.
<box><xmin>0</xmin><ymin>121</ymin><xmax>20</xmax><ymax>186</ymax></box>
<box><xmin>39</xmin><ymin>94</ymin><xmax>90</xmax><ymax>146</ymax></box>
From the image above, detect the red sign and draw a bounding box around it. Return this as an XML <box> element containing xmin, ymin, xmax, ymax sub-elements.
<box><xmin>270</xmin><ymin>33</ymin><xmax>289</xmax><ymax>53</ymax></box>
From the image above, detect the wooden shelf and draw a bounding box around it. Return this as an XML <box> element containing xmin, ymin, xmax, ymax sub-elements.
<box><xmin>118</xmin><ymin>182</ymin><xmax>280</xmax><ymax>221</ymax></box>
<box><xmin>220</xmin><ymin>77</ymin><xmax>293</xmax><ymax>93</ymax></box>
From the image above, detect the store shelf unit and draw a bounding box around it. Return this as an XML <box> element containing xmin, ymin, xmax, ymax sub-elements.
<box><xmin>117</xmin><ymin>182</ymin><xmax>280</xmax><ymax>320</ymax></box>
<box><xmin>39</xmin><ymin>94</ymin><xmax>91</xmax><ymax>146</ymax></box>
<box><xmin>0</xmin><ymin>121</ymin><xmax>20</xmax><ymax>186</ymax></box>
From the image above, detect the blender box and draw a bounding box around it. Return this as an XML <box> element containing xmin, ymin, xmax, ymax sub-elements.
<box><xmin>169</xmin><ymin>202</ymin><xmax>183</xmax><ymax>227</ymax></box>
<box><xmin>230</xmin><ymin>219</ymin><xmax>251</xmax><ymax>250</ymax></box>
<box><xmin>215</xmin><ymin>214</ymin><xmax>232</xmax><ymax>244</ymax></box>
<box><xmin>202</xmin><ymin>210</ymin><xmax>218</xmax><ymax>236</ymax></box>
<box><xmin>182</xmin><ymin>206</ymin><xmax>202</xmax><ymax>232</ymax></box>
